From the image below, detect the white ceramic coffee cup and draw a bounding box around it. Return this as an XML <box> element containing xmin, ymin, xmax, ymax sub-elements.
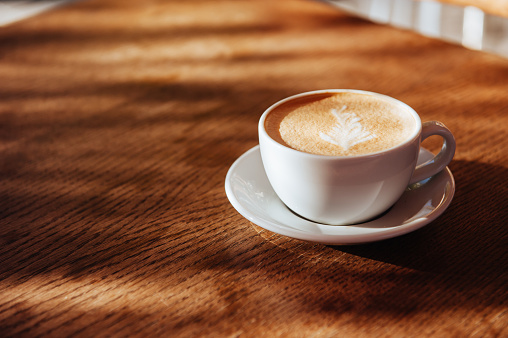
<box><xmin>259</xmin><ymin>89</ymin><xmax>456</xmax><ymax>225</ymax></box>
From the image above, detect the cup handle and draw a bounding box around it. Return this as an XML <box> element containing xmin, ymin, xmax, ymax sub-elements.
<box><xmin>409</xmin><ymin>121</ymin><xmax>456</xmax><ymax>185</ymax></box>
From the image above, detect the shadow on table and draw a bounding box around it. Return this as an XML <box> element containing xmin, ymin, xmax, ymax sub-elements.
<box><xmin>332</xmin><ymin>159</ymin><xmax>508</xmax><ymax>277</ymax></box>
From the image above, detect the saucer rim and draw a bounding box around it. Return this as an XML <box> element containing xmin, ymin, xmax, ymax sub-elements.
<box><xmin>225</xmin><ymin>145</ymin><xmax>455</xmax><ymax>245</ymax></box>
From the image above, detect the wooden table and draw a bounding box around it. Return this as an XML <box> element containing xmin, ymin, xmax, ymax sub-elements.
<box><xmin>0</xmin><ymin>0</ymin><xmax>507</xmax><ymax>336</ymax></box>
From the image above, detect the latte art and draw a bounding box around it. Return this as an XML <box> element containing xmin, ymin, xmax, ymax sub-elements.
<box><xmin>264</xmin><ymin>92</ymin><xmax>417</xmax><ymax>156</ymax></box>
<box><xmin>319</xmin><ymin>106</ymin><xmax>376</xmax><ymax>150</ymax></box>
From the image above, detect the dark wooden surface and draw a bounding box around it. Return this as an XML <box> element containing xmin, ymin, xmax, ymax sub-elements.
<box><xmin>0</xmin><ymin>0</ymin><xmax>507</xmax><ymax>336</ymax></box>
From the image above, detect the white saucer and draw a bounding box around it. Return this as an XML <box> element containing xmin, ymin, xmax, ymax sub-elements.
<box><xmin>225</xmin><ymin>146</ymin><xmax>455</xmax><ymax>245</ymax></box>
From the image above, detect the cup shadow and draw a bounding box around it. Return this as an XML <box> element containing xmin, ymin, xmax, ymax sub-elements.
<box><xmin>331</xmin><ymin>160</ymin><xmax>508</xmax><ymax>277</ymax></box>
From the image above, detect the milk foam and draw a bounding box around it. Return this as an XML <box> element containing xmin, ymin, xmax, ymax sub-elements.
<box><xmin>318</xmin><ymin>105</ymin><xmax>376</xmax><ymax>151</ymax></box>
<box><xmin>264</xmin><ymin>92</ymin><xmax>416</xmax><ymax>156</ymax></box>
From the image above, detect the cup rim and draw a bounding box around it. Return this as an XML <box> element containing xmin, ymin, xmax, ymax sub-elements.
<box><xmin>259</xmin><ymin>89</ymin><xmax>423</xmax><ymax>160</ymax></box>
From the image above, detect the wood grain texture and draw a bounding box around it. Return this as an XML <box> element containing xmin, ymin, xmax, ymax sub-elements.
<box><xmin>0</xmin><ymin>0</ymin><xmax>507</xmax><ymax>336</ymax></box>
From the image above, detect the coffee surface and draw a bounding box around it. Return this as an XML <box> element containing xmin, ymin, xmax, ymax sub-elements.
<box><xmin>264</xmin><ymin>92</ymin><xmax>416</xmax><ymax>156</ymax></box>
